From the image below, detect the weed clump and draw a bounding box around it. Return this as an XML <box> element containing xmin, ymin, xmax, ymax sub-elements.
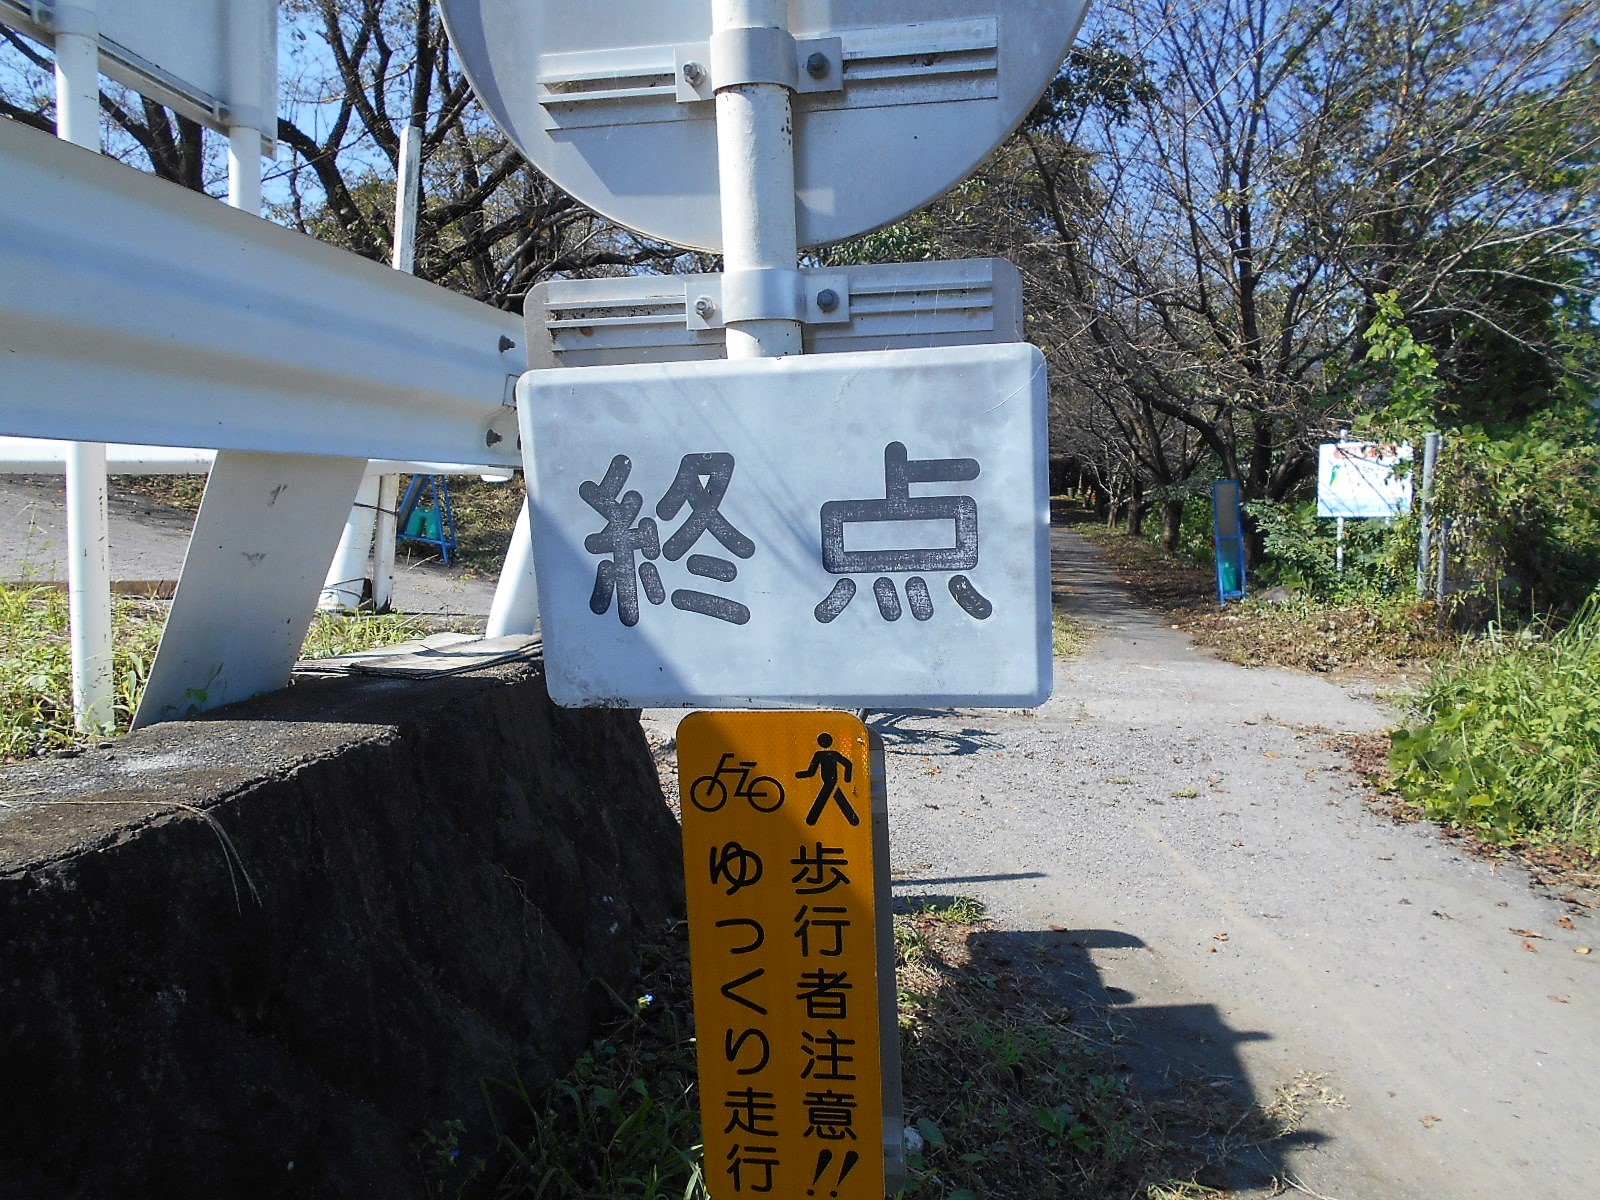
<box><xmin>0</xmin><ymin>585</ymin><xmax>163</xmax><ymax>757</ymax></box>
<box><xmin>420</xmin><ymin>900</ymin><xmax>1335</xmax><ymax>1199</ymax></box>
<box><xmin>418</xmin><ymin>924</ymin><xmax>706</xmax><ymax>1200</ymax></box>
<box><xmin>1391</xmin><ymin>598</ymin><xmax>1600</xmax><ymax>850</ymax></box>
<box><xmin>0</xmin><ymin>584</ymin><xmax>433</xmax><ymax>761</ymax></box>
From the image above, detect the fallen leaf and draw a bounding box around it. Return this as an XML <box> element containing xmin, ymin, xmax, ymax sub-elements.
<box><xmin>1577</xmin><ymin>946</ymin><xmax>1592</xmax><ymax>955</ymax></box>
<box><xmin>1550</xmin><ymin>995</ymin><xmax>1570</xmax><ymax>1004</ymax></box>
<box><xmin>1558</xmin><ymin>916</ymin><xmax>1576</xmax><ymax>931</ymax></box>
<box><xmin>1496</xmin><ymin>900</ymin><xmax>1509</xmax><ymax>908</ymax></box>
<box><xmin>1263</xmin><ymin>751</ymin><xmax>1282</xmax><ymax>758</ymax></box>
<box><xmin>1523</xmin><ymin>941</ymin><xmax>1540</xmax><ymax>954</ymax></box>
<box><xmin>1049</xmin><ymin>924</ymin><xmax>1069</xmax><ymax>932</ymax></box>
<box><xmin>1419</xmin><ymin>1114</ymin><xmax>1441</xmax><ymax>1128</ymax></box>
<box><xmin>1510</xmin><ymin>928</ymin><xmax>1545</xmax><ymax>938</ymax></box>
<box><xmin>1213</xmin><ymin>932</ymin><xmax>1230</xmax><ymax>943</ymax></box>
<box><xmin>1207</xmin><ymin>945</ymin><xmax>1218</xmax><ymax>954</ymax></box>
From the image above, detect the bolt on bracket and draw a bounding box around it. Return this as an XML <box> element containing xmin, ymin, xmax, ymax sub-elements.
<box><xmin>673</xmin><ymin>34</ymin><xmax>843</xmax><ymax>102</ymax></box>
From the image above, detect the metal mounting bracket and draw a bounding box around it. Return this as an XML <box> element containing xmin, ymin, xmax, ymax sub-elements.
<box><xmin>675</xmin><ymin>33</ymin><xmax>842</xmax><ymax>102</ymax></box>
<box><xmin>683</xmin><ymin>270</ymin><xmax>850</xmax><ymax>331</ymax></box>
<box><xmin>539</xmin><ymin>19</ymin><xmax>992</xmax><ymax>130</ymax></box>
<box><xmin>528</xmin><ymin>258</ymin><xmax>1020</xmax><ymax>367</ymax></box>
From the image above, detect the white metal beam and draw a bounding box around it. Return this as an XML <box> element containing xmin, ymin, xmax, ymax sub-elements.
<box><xmin>132</xmin><ymin>451</ymin><xmax>368</xmax><ymax>728</ymax></box>
<box><xmin>53</xmin><ymin>0</ymin><xmax>115</xmax><ymax>735</ymax></box>
<box><xmin>0</xmin><ymin>118</ymin><xmax>524</xmax><ymax>468</ymax></box>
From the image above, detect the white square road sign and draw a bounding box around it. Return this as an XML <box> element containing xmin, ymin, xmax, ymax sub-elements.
<box><xmin>516</xmin><ymin>343</ymin><xmax>1051</xmax><ymax>708</ymax></box>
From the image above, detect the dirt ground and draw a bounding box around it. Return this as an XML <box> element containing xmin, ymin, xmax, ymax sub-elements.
<box><xmin>645</xmin><ymin>525</ymin><xmax>1600</xmax><ymax>1198</ymax></box>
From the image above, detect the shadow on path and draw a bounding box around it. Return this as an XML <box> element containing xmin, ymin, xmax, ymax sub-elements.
<box><xmin>867</xmin><ymin>709</ymin><xmax>1002</xmax><ymax>757</ymax></box>
<box><xmin>1050</xmin><ymin>523</ymin><xmax>1170</xmax><ymax>628</ymax></box>
<box><xmin>890</xmin><ymin>886</ymin><xmax>1323</xmax><ymax>1195</ymax></box>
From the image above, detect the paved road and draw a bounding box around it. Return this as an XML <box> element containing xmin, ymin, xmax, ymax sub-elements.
<box><xmin>0</xmin><ymin>474</ymin><xmax>497</xmax><ymax>620</ymax></box>
<box><xmin>874</xmin><ymin>527</ymin><xmax>1600</xmax><ymax>1198</ymax></box>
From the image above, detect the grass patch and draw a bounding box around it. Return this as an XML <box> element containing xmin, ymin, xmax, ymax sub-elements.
<box><xmin>1391</xmin><ymin>599</ymin><xmax>1600</xmax><ymax>851</ymax></box>
<box><xmin>418</xmin><ymin>925</ymin><xmax>705</xmax><ymax>1200</ymax></box>
<box><xmin>0</xmin><ymin>585</ymin><xmax>432</xmax><ymax>762</ymax></box>
<box><xmin>428</xmin><ymin>904</ymin><xmax>1315</xmax><ymax>1199</ymax></box>
<box><xmin>1053</xmin><ymin>610</ymin><xmax>1088</xmax><ymax>658</ymax></box>
<box><xmin>300</xmin><ymin>610</ymin><xmax>434</xmax><ymax>660</ymax></box>
<box><xmin>0</xmin><ymin>585</ymin><xmax>164</xmax><ymax>757</ymax></box>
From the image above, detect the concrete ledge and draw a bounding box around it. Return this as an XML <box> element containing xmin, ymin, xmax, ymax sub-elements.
<box><xmin>0</xmin><ymin>659</ymin><xmax>684</xmax><ymax>1198</ymax></box>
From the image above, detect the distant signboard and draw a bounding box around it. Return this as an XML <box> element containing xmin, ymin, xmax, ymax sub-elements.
<box><xmin>1317</xmin><ymin>441</ymin><xmax>1412</xmax><ymax>519</ymax></box>
<box><xmin>679</xmin><ymin>710</ymin><xmax>894</xmax><ymax>1200</ymax></box>
<box><xmin>0</xmin><ymin>0</ymin><xmax>278</xmax><ymax>140</ymax></box>
<box><xmin>517</xmin><ymin>342</ymin><xmax>1051</xmax><ymax>709</ymax></box>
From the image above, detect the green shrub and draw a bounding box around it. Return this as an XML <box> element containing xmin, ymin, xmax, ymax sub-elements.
<box><xmin>1391</xmin><ymin>596</ymin><xmax>1600</xmax><ymax>850</ymax></box>
<box><xmin>1431</xmin><ymin>421</ymin><xmax>1600</xmax><ymax>617</ymax></box>
<box><xmin>1245</xmin><ymin>499</ymin><xmax>1413</xmax><ymax>599</ymax></box>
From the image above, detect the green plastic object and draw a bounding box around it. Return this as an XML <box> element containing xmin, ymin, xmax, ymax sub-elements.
<box><xmin>1219</xmin><ymin>557</ymin><xmax>1240</xmax><ymax>594</ymax></box>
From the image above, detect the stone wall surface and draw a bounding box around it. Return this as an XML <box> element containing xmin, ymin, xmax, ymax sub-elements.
<box><xmin>0</xmin><ymin>658</ymin><xmax>683</xmax><ymax>1199</ymax></box>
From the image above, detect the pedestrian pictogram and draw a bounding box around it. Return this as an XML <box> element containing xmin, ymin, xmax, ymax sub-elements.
<box><xmin>679</xmin><ymin>711</ymin><xmax>893</xmax><ymax>1200</ymax></box>
<box><xmin>797</xmin><ymin>735</ymin><xmax>859</xmax><ymax>826</ymax></box>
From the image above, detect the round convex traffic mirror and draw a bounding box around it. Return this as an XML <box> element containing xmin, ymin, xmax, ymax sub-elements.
<box><xmin>440</xmin><ymin>0</ymin><xmax>1091</xmax><ymax>251</ymax></box>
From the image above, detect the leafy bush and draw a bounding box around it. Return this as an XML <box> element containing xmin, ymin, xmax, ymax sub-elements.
<box><xmin>1431</xmin><ymin>419</ymin><xmax>1600</xmax><ymax>618</ymax></box>
<box><xmin>1245</xmin><ymin>499</ymin><xmax>1414</xmax><ymax>599</ymax></box>
<box><xmin>1391</xmin><ymin>596</ymin><xmax>1600</xmax><ymax>850</ymax></box>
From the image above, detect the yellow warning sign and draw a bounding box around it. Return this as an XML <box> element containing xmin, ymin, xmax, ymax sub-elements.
<box><xmin>679</xmin><ymin>711</ymin><xmax>887</xmax><ymax>1200</ymax></box>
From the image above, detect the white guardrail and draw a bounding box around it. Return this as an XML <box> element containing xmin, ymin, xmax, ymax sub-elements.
<box><xmin>0</xmin><ymin>116</ymin><xmax>525</xmax><ymax>468</ymax></box>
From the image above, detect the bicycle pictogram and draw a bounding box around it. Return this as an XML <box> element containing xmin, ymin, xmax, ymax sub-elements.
<box><xmin>689</xmin><ymin>752</ymin><xmax>786</xmax><ymax>813</ymax></box>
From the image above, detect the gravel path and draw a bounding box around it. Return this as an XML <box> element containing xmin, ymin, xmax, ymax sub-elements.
<box><xmin>875</xmin><ymin>526</ymin><xmax>1600</xmax><ymax>1198</ymax></box>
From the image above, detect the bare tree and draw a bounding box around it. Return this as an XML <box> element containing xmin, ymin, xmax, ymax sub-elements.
<box><xmin>833</xmin><ymin>0</ymin><xmax>1597</xmax><ymax>549</ymax></box>
<box><xmin>274</xmin><ymin>1</ymin><xmax>681</xmax><ymax>308</ymax></box>
<box><xmin>1</xmin><ymin>2</ymin><xmax>681</xmax><ymax>310</ymax></box>
<box><xmin>1044</xmin><ymin>0</ymin><xmax>1598</xmax><ymax>508</ymax></box>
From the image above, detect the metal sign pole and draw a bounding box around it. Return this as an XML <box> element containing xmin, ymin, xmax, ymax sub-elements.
<box><xmin>55</xmin><ymin>0</ymin><xmax>116</xmax><ymax>734</ymax></box>
<box><xmin>226</xmin><ymin>2</ymin><xmax>267</xmax><ymax>215</ymax></box>
<box><xmin>1415</xmin><ymin>431</ymin><xmax>1441</xmax><ymax>597</ymax></box>
<box><xmin>711</xmin><ymin>0</ymin><xmax>802</xmax><ymax>360</ymax></box>
<box><xmin>324</xmin><ymin>124</ymin><xmax>425</xmax><ymax>614</ymax></box>
<box><xmin>700</xmin><ymin>5</ymin><xmax>900</xmax><ymax>1191</ymax></box>
<box><xmin>373</xmin><ymin>124</ymin><xmax>426</xmax><ymax>613</ymax></box>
